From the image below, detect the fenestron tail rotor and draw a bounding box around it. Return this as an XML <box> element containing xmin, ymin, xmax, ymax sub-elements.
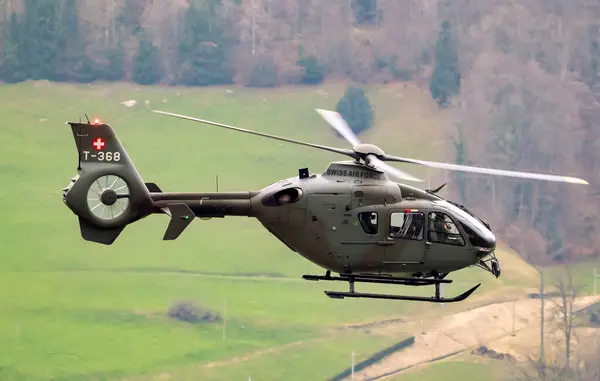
<box><xmin>86</xmin><ymin>174</ymin><xmax>131</xmax><ymax>221</ymax></box>
<box><xmin>63</xmin><ymin>120</ymin><xmax>156</xmax><ymax>245</ymax></box>
<box><xmin>150</xmin><ymin>108</ymin><xmax>589</xmax><ymax>186</ymax></box>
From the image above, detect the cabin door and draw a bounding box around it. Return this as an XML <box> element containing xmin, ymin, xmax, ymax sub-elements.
<box><xmin>382</xmin><ymin>208</ymin><xmax>426</xmax><ymax>272</ymax></box>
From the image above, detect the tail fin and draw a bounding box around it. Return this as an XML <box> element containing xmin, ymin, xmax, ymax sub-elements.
<box><xmin>62</xmin><ymin>120</ymin><xmax>155</xmax><ymax>244</ymax></box>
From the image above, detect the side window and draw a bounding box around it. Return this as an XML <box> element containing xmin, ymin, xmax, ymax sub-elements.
<box><xmin>428</xmin><ymin>212</ymin><xmax>465</xmax><ymax>246</ymax></box>
<box><xmin>358</xmin><ymin>212</ymin><xmax>378</xmax><ymax>234</ymax></box>
<box><xmin>389</xmin><ymin>212</ymin><xmax>424</xmax><ymax>240</ymax></box>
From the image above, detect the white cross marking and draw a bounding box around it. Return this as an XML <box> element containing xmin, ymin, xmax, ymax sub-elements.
<box><xmin>93</xmin><ymin>138</ymin><xmax>105</xmax><ymax>150</ymax></box>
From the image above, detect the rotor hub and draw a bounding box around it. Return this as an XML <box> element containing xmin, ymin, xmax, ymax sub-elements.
<box><xmin>352</xmin><ymin>143</ymin><xmax>385</xmax><ymax>158</ymax></box>
<box><xmin>100</xmin><ymin>189</ymin><xmax>118</xmax><ymax>206</ymax></box>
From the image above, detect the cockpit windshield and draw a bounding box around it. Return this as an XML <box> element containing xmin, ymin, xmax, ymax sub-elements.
<box><xmin>447</xmin><ymin>200</ymin><xmax>490</xmax><ymax>229</ymax></box>
<box><xmin>432</xmin><ymin>200</ymin><xmax>495</xmax><ymax>247</ymax></box>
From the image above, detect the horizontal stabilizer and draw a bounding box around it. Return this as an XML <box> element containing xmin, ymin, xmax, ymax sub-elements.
<box><xmin>163</xmin><ymin>203</ymin><xmax>195</xmax><ymax>240</ymax></box>
<box><xmin>145</xmin><ymin>182</ymin><xmax>162</xmax><ymax>193</ymax></box>
<box><xmin>78</xmin><ymin>217</ymin><xmax>125</xmax><ymax>245</ymax></box>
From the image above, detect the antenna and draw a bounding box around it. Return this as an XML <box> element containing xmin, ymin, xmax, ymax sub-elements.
<box><xmin>77</xmin><ymin>126</ymin><xmax>82</xmax><ymax>171</ymax></box>
<box><xmin>84</xmin><ymin>114</ymin><xmax>90</xmax><ymax>124</ymax></box>
<box><xmin>216</xmin><ymin>175</ymin><xmax>219</xmax><ymax>192</ymax></box>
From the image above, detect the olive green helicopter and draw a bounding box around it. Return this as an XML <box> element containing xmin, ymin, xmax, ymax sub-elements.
<box><xmin>61</xmin><ymin>109</ymin><xmax>589</xmax><ymax>303</ymax></box>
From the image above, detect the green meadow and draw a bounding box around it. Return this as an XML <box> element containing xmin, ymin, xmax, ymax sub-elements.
<box><xmin>0</xmin><ymin>80</ymin><xmax>550</xmax><ymax>380</ymax></box>
<box><xmin>388</xmin><ymin>357</ymin><xmax>509</xmax><ymax>381</ymax></box>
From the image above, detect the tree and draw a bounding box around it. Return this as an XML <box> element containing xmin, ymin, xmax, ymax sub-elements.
<box><xmin>245</xmin><ymin>54</ymin><xmax>278</xmax><ymax>88</ymax></box>
<box><xmin>132</xmin><ymin>31</ymin><xmax>162</xmax><ymax>85</ymax></box>
<box><xmin>101</xmin><ymin>40</ymin><xmax>126</xmax><ymax>82</ymax></box>
<box><xmin>335</xmin><ymin>85</ymin><xmax>374</xmax><ymax>135</ymax></box>
<box><xmin>352</xmin><ymin>0</ymin><xmax>377</xmax><ymax>25</ymax></box>
<box><xmin>176</xmin><ymin>0</ymin><xmax>234</xmax><ymax>86</ymax></box>
<box><xmin>117</xmin><ymin>0</ymin><xmax>146</xmax><ymax>35</ymax></box>
<box><xmin>511</xmin><ymin>266</ymin><xmax>596</xmax><ymax>381</ymax></box>
<box><xmin>551</xmin><ymin>267</ymin><xmax>581</xmax><ymax>369</ymax></box>
<box><xmin>0</xmin><ymin>12</ymin><xmax>25</xmax><ymax>83</ymax></box>
<box><xmin>53</xmin><ymin>0</ymin><xmax>97</xmax><ymax>83</ymax></box>
<box><xmin>451</xmin><ymin>122</ymin><xmax>468</xmax><ymax>201</ymax></box>
<box><xmin>514</xmin><ymin>338</ymin><xmax>600</xmax><ymax>381</ymax></box>
<box><xmin>18</xmin><ymin>0</ymin><xmax>60</xmax><ymax>80</ymax></box>
<box><xmin>429</xmin><ymin>20</ymin><xmax>461</xmax><ymax>107</ymax></box>
<box><xmin>446</xmin><ymin>45</ymin><xmax>591</xmax><ymax>265</ymax></box>
<box><xmin>297</xmin><ymin>55</ymin><xmax>326</xmax><ymax>85</ymax></box>
<box><xmin>515</xmin><ymin>266</ymin><xmax>586</xmax><ymax>381</ymax></box>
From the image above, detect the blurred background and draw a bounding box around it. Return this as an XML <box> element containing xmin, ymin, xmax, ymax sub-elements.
<box><xmin>1</xmin><ymin>0</ymin><xmax>600</xmax><ymax>380</ymax></box>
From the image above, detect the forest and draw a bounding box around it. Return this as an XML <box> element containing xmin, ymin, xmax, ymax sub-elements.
<box><xmin>2</xmin><ymin>0</ymin><xmax>600</xmax><ymax>265</ymax></box>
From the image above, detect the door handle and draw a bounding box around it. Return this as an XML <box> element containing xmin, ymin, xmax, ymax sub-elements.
<box><xmin>377</xmin><ymin>240</ymin><xmax>394</xmax><ymax>245</ymax></box>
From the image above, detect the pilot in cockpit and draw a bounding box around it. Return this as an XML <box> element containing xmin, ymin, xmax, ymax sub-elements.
<box><xmin>429</xmin><ymin>212</ymin><xmax>457</xmax><ymax>244</ymax></box>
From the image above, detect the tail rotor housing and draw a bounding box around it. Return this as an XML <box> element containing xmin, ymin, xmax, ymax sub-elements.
<box><xmin>63</xmin><ymin>120</ymin><xmax>155</xmax><ymax>243</ymax></box>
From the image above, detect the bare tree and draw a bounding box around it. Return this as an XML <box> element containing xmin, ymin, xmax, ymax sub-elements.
<box><xmin>513</xmin><ymin>265</ymin><xmax>584</xmax><ymax>381</ymax></box>
<box><xmin>575</xmin><ymin>338</ymin><xmax>600</xmax><ymax>381</ymax></box>
<box><xmin>511</xmin><ymin>335</ymin><xmax>600</xmax><ymax>381</ymax></box>
<box><xmin>514</xmin><ymin>357</ymin><xmax>570</xmax><ymax>381</ymax></box>
<box><xmin>551</xmin><ymin>266</ymin><xmax>582</xmax><ymax>369</ymax></box>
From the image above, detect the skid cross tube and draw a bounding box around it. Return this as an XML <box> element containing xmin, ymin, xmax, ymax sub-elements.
<box><xmin>302</xmin><ymin>273</ymin><xmax>453</xmax><ymax>287</ymax></box>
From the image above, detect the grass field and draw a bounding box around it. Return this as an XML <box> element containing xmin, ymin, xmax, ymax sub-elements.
<box><xmin>0</xmin><ymin>80</ymin><xmax>453</xmax><ymax>381</ymax></box>
<box><xmin>544</xmin><ymin>257</ymin><xmax>600</xmax><ymax>296</ymax></box>
<box><xmin>389</xmin><ymin>355</ymin><xmax>510</xmax><ymax>381</ymax></box>
<box><xmin>0</xmin><ymin>80</ymin><xmax>559</xmax><ymax>381</ymax></box>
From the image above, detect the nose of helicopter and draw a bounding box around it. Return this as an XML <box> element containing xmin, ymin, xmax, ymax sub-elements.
<box><xmin>474</xmin><ymin>229</ymin><xmax>500</xmax><ymax>278</ymax></box>
<box><xmin>478</xmin><ymin>230</ymin><xmax>496</xmax><ymax>250</ymax></box>
<box><xmin>468</xmin><ymin>224</ymin><xmax>496</xmax><ymax>251</ymax></box>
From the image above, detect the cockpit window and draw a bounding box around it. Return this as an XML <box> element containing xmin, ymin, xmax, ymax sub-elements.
<box><xmin>447</xmin><ymin>200</ymin><xmax>490</xmax><ymax>228</ymax></box>
<box><xmin>389</xmin><ymin>212</ymin><xmax>424</xmax><ymax>240</ymax></box>
<box><xmin>358</xmin><ymin>212</ymin><xmax>378</xmax><ymax>234</ymax></box>
<box><xmin>432</xmin><ymin>200</ymin><xmax>494</xmax><ymax>244</ymax></box>
<box><xmin>459</xmin><ymin>221</ymin><xmax>490</xmax><ymax>248</ymax></box>
<box><xmin>428</xmin><ymin>212</ymin><xmax>465</xmax><ymax>246</ymax></box>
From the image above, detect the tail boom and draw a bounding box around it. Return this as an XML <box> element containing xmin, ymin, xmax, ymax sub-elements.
<box><xmin>151</xmin><ymin>192</ymin><xmax>256</xmax><ymax>240</ymax></box>
<box><xmin>62</xmin><ymin>118</ymin><xmax>256</xmax><ymax>245</ymax></box>
<box><xmin>151</xmin><ymin>192</ymin><xmax>256</xmax><ymax>218</ymax></box>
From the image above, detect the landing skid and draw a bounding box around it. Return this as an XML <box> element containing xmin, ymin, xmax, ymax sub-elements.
<box><xmin>324</xmin><ymin>285</ymin><xmax>480</xmax><ymax>303</ymax></box>
<box><xmin>302</xmin><ymin>271</ymin><xmax>481</xmax><ymax>303</ymax></box>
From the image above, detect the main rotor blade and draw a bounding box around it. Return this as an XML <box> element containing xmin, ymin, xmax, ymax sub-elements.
<box><xmin>315</xmin><ymin>109</ymin><xmax>361</xmax><ymax>147</ymax></box>
<box><xmin>367</xmin><ymin>155</ymin><xmax>423</xmax><ymax>182</ymax></box>
<box><xmin>152</xmin><ymin>110</ymin><xmax>357</xmax><ymax>159</ymax></box>
<box><xmin>382</xmin><ymin>155</ymin><xmax>589</xmax><ymax>185</ymax></box>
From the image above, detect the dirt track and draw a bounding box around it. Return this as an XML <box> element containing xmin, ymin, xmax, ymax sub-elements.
<box><xmin>341</xmin><ymin>295</ymin><xmax>600</xmax><ymax>381</ymax></box>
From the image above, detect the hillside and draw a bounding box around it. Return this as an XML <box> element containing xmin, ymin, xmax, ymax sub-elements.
<box><xmin>3</xmin><ymin>0</ymin><xmax>600</xmax><ymax>379</ymax></box>
<box><xmin>1</xmin><ymin>0</ymin><xmax>599</xmax><ymax>264</ymax></box>
<box><xmin>1</xmin><ymin>80</ymin><xmax>576</xmax><ymax>381</ymax></box>
<box><xmin>0</xmin><ymin>80</ymin><xmax>448</xmax><ymax>381</ymax></box>
<box><xmin>3</xmin><ymin>80</ymin><xmax>599</xmax><ymax>380</ymax></box>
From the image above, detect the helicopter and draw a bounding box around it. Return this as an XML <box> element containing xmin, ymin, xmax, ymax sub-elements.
<box><xmin>61</xmin><ymin>109</ymin><xmax>589</xmax><ymax>303</ymax></box>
